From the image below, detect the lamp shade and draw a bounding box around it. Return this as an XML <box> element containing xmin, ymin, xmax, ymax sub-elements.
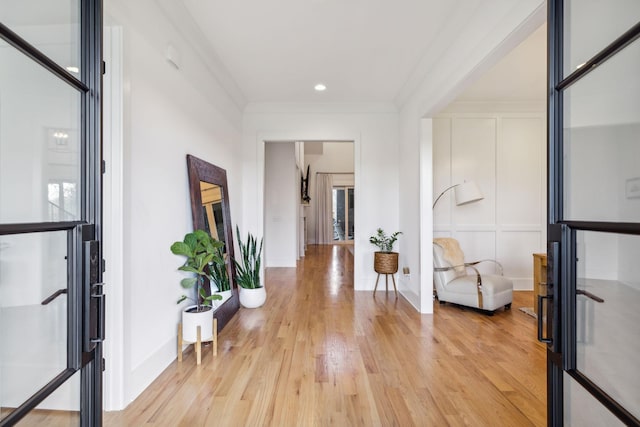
<box><xmin>454</xmin><ymin>181</ymin><xmax>483</xmax><ymax>206</ymax></box>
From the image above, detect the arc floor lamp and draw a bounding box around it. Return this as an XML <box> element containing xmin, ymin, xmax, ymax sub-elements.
<box><xmin>433</xmin><ymin>181</ymin><xmax>484</xmax><ymax>209</ymax></box>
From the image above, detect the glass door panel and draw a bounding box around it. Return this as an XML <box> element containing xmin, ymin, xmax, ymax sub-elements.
<box><xmin>1</xmin><ymin>0</ymin><xmax>102</xmax><ymax>424</ymax></box>
<box><xmin>0</xmin><ymin>0</ymin><xmax>80</xmax><ymax>72</ymax></box>
<box><xmin>563</xmin><ymin>0</ymin><xmax>640</xmax><ymax>77</ymax></box>
<box><xmin>564</xmin><ymin>373</ymin><xmax>625</xmax><ymax>427</ymax></box>
<box><xmin>549</xmin><ymin>0</ymin><xmax>640</xmax><ymax>425</ymax></box>
<box><xmin>0</xmin><ymin>45</ymin><xmax>82</xmax><ymax>224</ymax></box>
<box><xmin>575</xmin><ymin>230</ymin><xmax>640</xmax><ymax>421</ymax></box>
<box><xmin>332</xmin><ymin>187</ymin><xmax>354</xmax><ymax>242</ymax></box>
<box><xmin>332</xmin><ymin>188</ymin><xmax>345</xmax><ymax>241</ymax></box>
<box><xmin>18</xmin><ymin>371</ymin><xmax>80</xmax><ymax>426</ymax></box>
<box><xmin>562</xmin><ymin>36</ymin><xmax>640</xmax><ymax>223</ymax></box>
<box><xmin>347</xmin><ymin>188</ymin><xmax>354</xmax><ymax>240</ymax></box>
<box><xmin>0</xmin><ymin>231</ymin><xmax>70</xmax><ymax>423</ymax></box>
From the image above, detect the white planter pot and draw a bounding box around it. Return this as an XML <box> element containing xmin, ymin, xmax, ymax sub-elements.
<box><xmin>182</xmin><ymin>305</ymin><xmax>213</xmax><ymax>342</ymax></box>
<box><xmin>239</xmin><ymin>287</ymin><xmax>266</xmax><ymax>308</ymax></box>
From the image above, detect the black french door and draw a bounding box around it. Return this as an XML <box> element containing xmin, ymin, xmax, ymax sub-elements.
<box><xmin>0</xmin><ymin>1</ymin><xmax>103</xmax><ymax>426</ymax></box>
<box><xmin>545</xmin><ymin>1</ymin><xmax>640</xmax><ymax>425</ymax></box>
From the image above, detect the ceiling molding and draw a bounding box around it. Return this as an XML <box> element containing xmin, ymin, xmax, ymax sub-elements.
<box><xmin>438</xmin><ymin>100</ymin><xmax>546</xmax><ymax>114</ymax></box>
<box><xmin>244</xmin><ymin>102</ymin><xmax>399</xmax><ymax>114</ymax></box>
<box><xmin>397</xmin><ymin>1</ymin><xmax>546</xmax><ymax>115</ymax></box>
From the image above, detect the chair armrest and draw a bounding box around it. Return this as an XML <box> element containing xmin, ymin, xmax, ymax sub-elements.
<box><xmin>465</xmin><ymin>259</ymin><xmax>504</xmax><ymax>276</ymax></box>
<box><xmin>434</xmin><ymin>263</ymin><xmax>488</xmax><ymax>276</ymax></box>
<box><xmin>434</xmin><ymin>265</ymin><xmax>464</xmax><ymax>272</ymax></box>
<box><xmin>434</xmin><ymin>264</ymin><xmax>485</xmax><ymax>309</ymax></box>
<box><xmin>434</xmin><ymin>264</ymin><xmax>483</xmax><ymax>285</ymax></box>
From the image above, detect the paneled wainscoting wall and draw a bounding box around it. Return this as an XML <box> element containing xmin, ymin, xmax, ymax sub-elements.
<box><xmin>433</xmin><ymin>108</ymin><xmax>546</xmax><ymax>290</ymax></box>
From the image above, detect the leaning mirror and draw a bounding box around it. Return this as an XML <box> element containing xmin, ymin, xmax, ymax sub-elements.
<box><xmin>186</xmin><ymin>155</ymin><xmax>239</xmax><ymax>330</ymax></box>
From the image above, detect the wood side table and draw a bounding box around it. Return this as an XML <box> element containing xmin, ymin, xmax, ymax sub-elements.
<box><xmin>533</xmin><ymin>253</ymin><xmax>547</xmax><ymax>316</ymax></box>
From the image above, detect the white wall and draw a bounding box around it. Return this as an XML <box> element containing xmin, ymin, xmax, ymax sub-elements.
<box><xmin>104</xmin><ymin>0</ymin><xmax>243</xmax><ymax>410</ymax></box>
<box><xmin>304</xmin><ymin>142</ymin><xmax>355</xmax><ymax>244</ymax></box>
<box><xmin>264</xmin><ymin>143</ymin><xmax>297</xmax><ymax>267</ymax></box>
<box><xmin>242</xmin><ymin>104</ymin><xmax>399</xmax><ymax>291</ymax></box>
<box><xmin>433</xmin><ymin>107</ymin><xmax>546</xmax><ymax>290</ymax></box>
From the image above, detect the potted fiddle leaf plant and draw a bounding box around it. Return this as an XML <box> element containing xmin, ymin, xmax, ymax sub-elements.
<box><xmin>171</xmin><ymin>229</ymin><xmax>223</xmax><ymax>342</ymax></box>
<box><xmin>369</xmin><ymin>228</ymin><xmax>402</xmax><ymax>275</ymax></box>
<box><xmin>234</xmin><ymin>225</ymin><xmax>266</xmax><ymax>308</ymax></box>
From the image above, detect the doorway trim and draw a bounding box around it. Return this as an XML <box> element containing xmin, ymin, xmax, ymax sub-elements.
<box><xmin>255</xmin><ymin>134</ymin><xmax>361</xmax><ymax>286</ymax></box>
<box><xmin>102</xmin><ymin>25</ymin><xmax>126</xmax><ymax>411</ymax></box>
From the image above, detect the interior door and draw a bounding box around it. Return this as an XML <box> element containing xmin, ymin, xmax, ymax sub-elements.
<box><xmin>0</xmin><ymin>1</ymin><xmax>103</xmax><ymax>425</ymax></box>
<box><xmin>545</xmin><ymin>2</ymin><xmax>640</xmax><ymax>426</ymax></box>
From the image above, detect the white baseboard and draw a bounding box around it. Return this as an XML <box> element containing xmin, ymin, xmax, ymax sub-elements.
<box><xmin>126</xmin><ymin>337</ymin><xmax>176</xmax><ymax>408</ymax></box>
<box><xmin>399</xmin><ymin>289</ymin><xmax>421</xmax><ymax>311</ymax></box>
<box><xmin>512</xmin><ymin>277</ymin><xmax>533</xmax><ymax>291</ymax></box>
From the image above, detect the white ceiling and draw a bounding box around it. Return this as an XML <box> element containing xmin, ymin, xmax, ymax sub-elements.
<box><xmin>455</xmin><ymin>23</ymin><xmax>547</xmax><ymax>103</ymax></box>
<box><xmin>177</xmin><ymin>0</ymin><xmax>546</xmax><ymax>106</ymax></box>
<box><xmin>2</xmin><ymin>1</ymin><xmax>546</xmax><ymax>107</ymax></box>
<box><xmin>182</xmin><ymin>0</ymin><xmax>466</xmax><ymax>104</ymax></box>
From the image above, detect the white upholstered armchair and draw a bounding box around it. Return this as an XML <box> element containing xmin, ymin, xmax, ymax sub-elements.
<box><xmin>433</xmin><ymin>238</ymin><xmax>513</xmax><ymax>313</ymax></box>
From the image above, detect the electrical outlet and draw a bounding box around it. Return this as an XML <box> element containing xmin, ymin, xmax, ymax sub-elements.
<box><xmin>402</xmin><ymin>267</ymin><xmax>410</xmax><ymax>276</ymax></box>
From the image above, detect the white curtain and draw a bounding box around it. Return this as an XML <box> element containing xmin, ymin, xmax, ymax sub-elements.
<box><xmin>315</xmin><ymin>173</ymin><xmax>334</xmax><ymax>244</ymax></box>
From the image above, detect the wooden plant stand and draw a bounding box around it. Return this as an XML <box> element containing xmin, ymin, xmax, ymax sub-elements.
<box><xmin>374</xmin><ymin>272</ymin><xmax>397</xmax><ymax>297</ymax></box>
<box><xmin>177</xmin><ymin>318</ymin><xmax>218</xmax><ymax>365</ymax></box>
<box><xmin>373</xmin><ymin>252</ymin><xmax>399</xmax><ymax>298</ymax></box>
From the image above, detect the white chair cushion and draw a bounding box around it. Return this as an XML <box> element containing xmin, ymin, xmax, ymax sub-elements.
<box><xmin>445</xmin><ymin>274</ymin><xmax>512</xmax><ymax>295</ymax></box>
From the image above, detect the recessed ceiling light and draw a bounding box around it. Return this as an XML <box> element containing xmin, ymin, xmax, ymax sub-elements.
<box><xmin>66</xmin><ymin>66</ymin><xmax>79</xmax><ymax>73</ymax></box>
<box><xmin>314</xmin><ymin>83</ymin><xmax>326</xmax><ymax>92</ymax></box>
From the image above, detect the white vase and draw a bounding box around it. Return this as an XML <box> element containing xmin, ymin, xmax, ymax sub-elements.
<box><xmin>182</xmin><ymin>305</ymin><xmax>213</xmax><ymax>342</ymax></box>
<box><xmin>239</xmin><ymin>287</ymin><xmax>266</xmax><ymax>308</ymax></box>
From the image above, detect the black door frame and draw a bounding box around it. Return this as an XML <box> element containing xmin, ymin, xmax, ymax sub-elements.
<box><xmin>0</xmin><ymin>1</ymin><xmax>103</xmax><ymax>425</ymax></box>
<box><xmin>546</xmin><ymin>1</ymin><xmax>640</xmax><ymax>425</ymax></box>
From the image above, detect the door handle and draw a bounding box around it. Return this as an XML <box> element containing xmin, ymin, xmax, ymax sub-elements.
<box><xmin>90</xmin><ymin>284</ymin><xmax>105</xmax><ymax>343</ymax></box>
<box><xmin>538</xmin><ymin>295</ymin><xmax>552</xmax><ymax>344</ymax></box>
<box><xmin>84</xmin><ymin>239</ymin><xmax>105</xmax><ymax>351</ymax></box>
<box><xmin>577</xmin><ymin>289</ymin><xmax>604</xmax><ymax>303</ymax></box>
<box><xmin>41</xmin><ymin>288</ymin><xmax>67</xmax><ymax>305</ymax></box>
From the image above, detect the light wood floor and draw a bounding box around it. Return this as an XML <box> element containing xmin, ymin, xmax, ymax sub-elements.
<box><xmin>104</xmin><ymin>245</ymin><xmax>547</xmax><ymax>426</ymax></box>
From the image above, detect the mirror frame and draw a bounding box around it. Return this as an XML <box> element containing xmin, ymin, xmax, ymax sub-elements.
<box><xmin>186</xmin><ymin>154</ymin><xmax>239</xmax><ymax>331</ymax></box>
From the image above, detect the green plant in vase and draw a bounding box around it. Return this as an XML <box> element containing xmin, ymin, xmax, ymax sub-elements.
<box><xmin>170</xmin><ymin>229</ymin><xmax>224</xmax><ymax>312</ymax></box>
<box><xmin>369</xmin><ymin>228</ymin><xmax>402</xmax><ymax>253</ymax></box>
<box><xmin>234</xmin><ymin>225</ymin><xmax>263</xmax><ymax>289</ymax></box>
<box><xmin>234</xmin><ymin>226</ymin><xmax>266</xmax><ymax>308</ymax></box>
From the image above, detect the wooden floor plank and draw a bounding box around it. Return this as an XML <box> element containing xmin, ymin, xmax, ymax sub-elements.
<box><xmin>104</xmin><ymin>244</ymin><xmax>546</xmax><ymax>426</ymax></box>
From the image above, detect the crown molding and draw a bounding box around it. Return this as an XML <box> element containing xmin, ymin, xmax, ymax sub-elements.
<box><xmin>244</xmin><ymin>102</ymin><xmax>399</xmax><ymax>114</ymax></box>
<box><xmin>438</xmin><ymin>99</ymin><xmax>545</xmax><ymax>114</ymax></box>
